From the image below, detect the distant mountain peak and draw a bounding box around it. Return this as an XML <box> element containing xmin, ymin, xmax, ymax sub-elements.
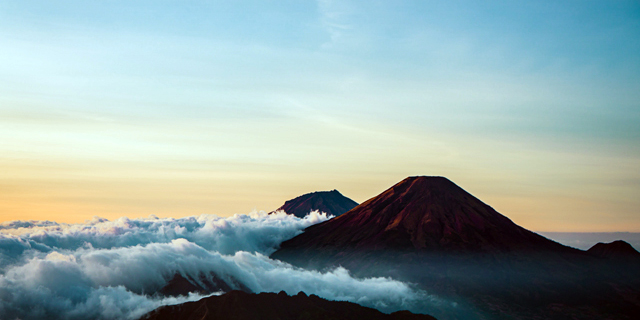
<box><xmin>273</xmin><ymin>189</ymin><xmax>358</xmax><ymax>218</ymax></box>
<box><xmin>587</xmin><ymin>240</ymin><xmax>640</xmax><ymax>259</ymax></box>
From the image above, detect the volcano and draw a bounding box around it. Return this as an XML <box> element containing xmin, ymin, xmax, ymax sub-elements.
<box><xmin>272</xmin><ymin>189</ymin><xmax>358</xmax><ymax>218</ymax></box>
<box><xmin>272</xmin><ymin>176</ymin><xmax>640</xmax><ymax>320</ymax></box>
<box><xmin>273</xmin><ymin>176</ymin><xmax>571</xmax><ymax>259</ymax></box>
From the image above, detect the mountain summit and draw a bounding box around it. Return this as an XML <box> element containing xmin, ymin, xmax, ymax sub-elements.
<box><xmin>273</xmin><ymin>189</ymin><xmax>358</xmax><ymax>218</ymax></box>
<box><xmin>587</xmin><ymin>240</ymin><xmax>640</xmax><ymax>260</ymax></box>
<box><xmin>274</xmin><ymin>176</ymin><xmax>567</xmax><ymax>255</ymax></box>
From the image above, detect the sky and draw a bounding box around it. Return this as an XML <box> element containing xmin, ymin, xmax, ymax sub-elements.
<box><xmin>1</xmin><ymin>0</ymin><xmax>639</xmax><ymax>232</ymax></box>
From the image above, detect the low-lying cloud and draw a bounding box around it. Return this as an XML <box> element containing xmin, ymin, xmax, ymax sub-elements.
<box><xmin>1</xmin><ymin>211</ymin><xmax>439</xmax><ymax>320</ymax></box>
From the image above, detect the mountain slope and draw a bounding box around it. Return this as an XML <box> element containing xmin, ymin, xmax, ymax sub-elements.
<box><xmin>273</xmin><ymin>189</ymin><xmax>358</xmax><ymax>218</ymax></box>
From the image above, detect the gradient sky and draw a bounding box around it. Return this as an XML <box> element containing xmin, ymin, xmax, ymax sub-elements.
<box><xmin>1</xmin><ymin>0</ymin><xmax>639</xmax><ymax>231</ymax></box>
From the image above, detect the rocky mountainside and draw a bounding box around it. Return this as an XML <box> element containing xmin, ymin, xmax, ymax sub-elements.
<box><xmin>272</xmin><ymin>189</ymin><xmax>358</xmax><ymax>218</ymax></box>
<box><xmin>141</xmin><ymin>290</ymin><xmax>436</xmax><ymax>320</ymax></box>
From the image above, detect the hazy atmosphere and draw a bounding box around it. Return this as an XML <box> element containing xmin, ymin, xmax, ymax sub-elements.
<box><xmin>1</xmin><ymin>1</ymin><xmax>639</xmax><ymax>232</ymax></box>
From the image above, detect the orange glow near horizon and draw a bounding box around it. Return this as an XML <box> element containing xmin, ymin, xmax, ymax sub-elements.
<box><xmin>2</xmin><ymin>167</ymin><xmax>638</xmax><ymax>232</ymax></box>
<box><xmin>2</xmin><ymin>119</ymin><xmax>639</xmax><ymax>232</ymax></box>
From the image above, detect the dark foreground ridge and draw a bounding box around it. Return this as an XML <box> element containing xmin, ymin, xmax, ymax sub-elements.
<box><xmin>272</xmin><ymin>176</ymin><xmax>640</xmax><ymax>320</ymax></box>
<box><xmin>141</xmin><ymin>290</ymin><xmax>436</xmax><ymax>320</ymax></box>
<box><xmin>272</xmin><ymin>189</ymin><xmax>358</xmax><ymax>218</ymax></box>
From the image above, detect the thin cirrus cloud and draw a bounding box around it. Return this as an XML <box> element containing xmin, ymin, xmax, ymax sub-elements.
<box><xmin>0</xmin><ymin>1</ymin><xmax>639</xmax><ymax>231</ymax></box>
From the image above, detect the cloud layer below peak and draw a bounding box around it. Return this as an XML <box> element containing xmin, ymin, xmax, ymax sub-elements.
<box><xmin>0</xmin><ymin>211</ymin><xmax>443</xmax><ymax>319</ymax></box>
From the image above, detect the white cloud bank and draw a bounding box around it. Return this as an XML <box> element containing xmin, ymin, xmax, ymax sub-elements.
<box><xmin>0</xmin><ymin>211</ymin><xmax>442</xmax><ymax>320</ymax></box>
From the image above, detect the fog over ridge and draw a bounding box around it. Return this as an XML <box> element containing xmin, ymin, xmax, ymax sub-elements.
<box><xmin>0</xmin><ymin>211</ymin><xmax>442</xmax><ymax>319</ymax></box>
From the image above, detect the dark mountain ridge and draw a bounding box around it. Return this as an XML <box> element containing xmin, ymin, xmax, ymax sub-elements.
<box><xmin>141</xmin><ymin>290</ymin><xmax>436</xmax><ymax>320</ymax></box>
<box><xmin>273</xmin><ymin>189</ymin><xmax>358</xmax><ymax>218</ymax></box>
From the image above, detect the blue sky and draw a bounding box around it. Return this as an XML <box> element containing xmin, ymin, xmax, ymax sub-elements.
<box><xmin>1</xmin><ymin>0</ymin><xmax>639</xmax><ymax>231</ymax></box>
